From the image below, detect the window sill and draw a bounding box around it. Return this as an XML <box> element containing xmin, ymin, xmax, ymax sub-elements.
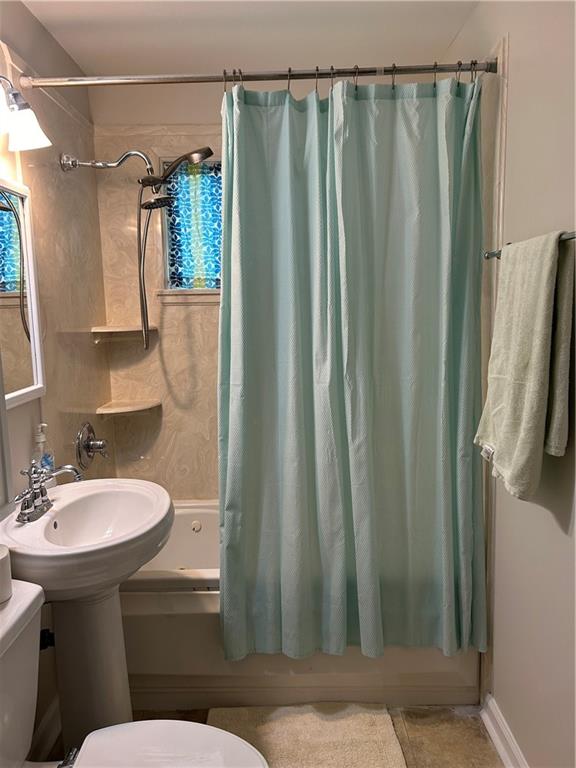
<box><xmin>0</xmin><ymin>292</ymin><xmax>25</xmax><ymax>308</ymax></box>
<box><xmin>157</xmin><ymin>289</ymin><xmax>220</xmax><ymax>306</ymax></box>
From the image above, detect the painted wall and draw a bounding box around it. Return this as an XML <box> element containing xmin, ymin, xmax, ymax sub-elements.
<box><xmin>445</xmin><ymin>4</ymin><xmax>575</xmax><ymax>767</ymax></box>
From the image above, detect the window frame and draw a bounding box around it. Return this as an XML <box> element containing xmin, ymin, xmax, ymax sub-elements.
<box><xmin>0</xmin><ymin>177</ymin><xmax>46</xmax><ymax>410</ymax></box>
<box><xmin>159</xmin><ymin>156</ymin><xmax>222</xmax><ymax>294</ymax></box>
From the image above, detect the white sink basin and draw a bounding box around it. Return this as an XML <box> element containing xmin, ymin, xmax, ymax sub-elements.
<box><xmin>0</xmin><ymin>478</ymin><xmax>174</xmax><ymax>601</ymax></box>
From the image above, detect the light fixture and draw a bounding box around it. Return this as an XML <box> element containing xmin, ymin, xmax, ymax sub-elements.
<box><xmin>0</xmin><ymin>75</ymin><xmax>51</xmax><ymax>151</ymax></box>
<box><xmin>0</xmin><ymin>86</ymin><xmax>10</xmax><ymax>132</ymax></box>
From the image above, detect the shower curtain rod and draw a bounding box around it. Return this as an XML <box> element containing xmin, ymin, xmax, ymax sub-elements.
<box><xmin>484</xmin><ymin>231</ymin><xmax>576</xmax><ymax>259</ymax></box>
<box><xmin>20</xmin><ymin>60</ymin><xmax>497</xmax><ymax>89</ymax></box>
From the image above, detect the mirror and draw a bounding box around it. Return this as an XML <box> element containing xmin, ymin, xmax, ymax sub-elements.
<box><xmin>0</xmin><ymin>178</ymin><xmax>44</xmax><ymax>408</ymax></box>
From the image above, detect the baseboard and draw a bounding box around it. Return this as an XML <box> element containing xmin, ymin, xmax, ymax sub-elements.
<box><xmin>28</xmin><ymin>696</ymin><xmax>61</xmax><ymax>762</ymax></box>
<box><xmin>131</xmin><ymin>680</ymin><xmax>479</xmax><ymax>710</ymax></box>
<box><xmin>481</xmin><ymin>694</ymin><xmax>530</xmax><ymax>768</ymax></box>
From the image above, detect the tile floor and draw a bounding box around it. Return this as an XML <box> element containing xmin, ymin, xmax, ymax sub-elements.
<box><xmin>131</xmin><ymin>706</ymin><xmax>504</xmax><ymax>768</ymax></box>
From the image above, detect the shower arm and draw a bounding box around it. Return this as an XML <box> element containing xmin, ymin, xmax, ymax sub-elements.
<box><xmin>60</xmin><ymin>150</ymin><xmax>155</xmax><ymax>176</ymax></box>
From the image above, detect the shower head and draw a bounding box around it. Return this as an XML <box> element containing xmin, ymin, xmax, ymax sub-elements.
<box><xmin>161</xmin><ymin>147</ymin><xmax>213</xmax><ymax>182</ymax></box>
<box><xmin>141</xmin><ymin>193</ymin><xmax>172</xmax><ymax>210</ymax></box>
<box><xmin>139</xmin><ymin>146</ymin><xmax>213</xmax><ymax>188</ymax></box>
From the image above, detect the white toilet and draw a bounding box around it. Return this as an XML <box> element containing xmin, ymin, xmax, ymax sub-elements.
<box><xmin>1</xmin><ymin>579</ymin><xmax>268</xmax><ymax>768</ymax></box>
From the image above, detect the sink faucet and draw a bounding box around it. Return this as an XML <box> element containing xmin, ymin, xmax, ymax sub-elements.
<box><xmin>13</xmin><ymin>460</ymin><xmax>83</xmax><ymax>524</ymax></box>
<box><xmin>50</xmin><ymin>464</ymin><xmax>84</xmax><ymax>482</ymax></box>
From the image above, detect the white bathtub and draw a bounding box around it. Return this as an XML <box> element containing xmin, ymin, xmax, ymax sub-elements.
<box><xmin>122</xmin><ymin>500</ymin><xmax>220</xmax><ymax>601</ymax></box>
<box><xmin>120</xmin><ymin>501</ymin><xmax>480</xmax><ymax>710</ymax></box>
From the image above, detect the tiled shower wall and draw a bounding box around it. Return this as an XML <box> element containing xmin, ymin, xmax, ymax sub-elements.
<box><xmin>94</xmin><ymin>125</ymin><xmax>222</xmax><ymax>500</ymax></box>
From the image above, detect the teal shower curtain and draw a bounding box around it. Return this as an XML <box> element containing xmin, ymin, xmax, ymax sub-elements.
<box><xmin>219</xmin><ymin>79</ymin><xmax>486</xmax><ymax>660</ymax></box>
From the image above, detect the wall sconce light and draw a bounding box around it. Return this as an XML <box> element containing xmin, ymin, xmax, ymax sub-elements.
<box><xmin>0</xmin><ymin>74</ymin><xmax>52</xmax><ymax>151</ymax></box>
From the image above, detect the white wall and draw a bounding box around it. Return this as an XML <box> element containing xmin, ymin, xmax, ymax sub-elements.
<box><xmin>446</xmin><ymin>4</ymin><xmax>575</xmax><ymax>768</ymax></box>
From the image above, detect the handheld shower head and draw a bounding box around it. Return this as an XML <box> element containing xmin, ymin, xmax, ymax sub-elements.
<box><xmin>139</xmin><ymin>146</ymin><xmax>214</xmax><ymax>188</ymax></box>
<box><xmin>141</xmin><ymin>193</ymin><xmax>172</xmax><ymax>210</ymax></box>
<box><xmin>161</xmin><ymin>147</ymin><xmax>213</xmax><ymax>182</ymax></box>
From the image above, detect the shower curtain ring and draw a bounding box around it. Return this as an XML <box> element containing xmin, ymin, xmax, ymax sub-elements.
<box><xmin>456</xmin><ymin>61</ymin><xmax>462</xmax><ymax>89</ymax></box>
<box><xmin>391</xmin><ymin>63</ymin><xmax>397</xmax><ymax>91</ymax></box>
<box><xmin>470</xmin><ymin>59</ymin><xmax>477</xmax><ymax>82</ymax></box>
<box><xmin>238</xmin><ymin>68</ymin><xmax>244</xmax><ymax>85</ymax></box>
<box><xmin>353</xmin><ymin>65</ymin><xmax>359</xmax><ymax>92</ymax></box>
<box><xmin>315</xmin><ymin>66</ymin><xmax>319</xmax><ymax>94</ymax></box>
<box><xmin>223</xmin><ymin>69</ymin><xmax>227</xmax><ymax>93</ymax></box>
<box><xmin>232</xmin><ymin>68</ymin><xmax>237</xmax><ymax>85</ymax></box>
<box><xmin>287</xmin><ymin>67</ymin><xmax>292</xmax><ymax>92</ymax></box>
<box><xmin>330</xmin><ymin>65</ymin><xmax>335</xmax><ymax>90</ymax></box>
<box><xmin>433</xmin><ymin>62</ymin><xmax>438</xmax><ymax>90</ymax></box>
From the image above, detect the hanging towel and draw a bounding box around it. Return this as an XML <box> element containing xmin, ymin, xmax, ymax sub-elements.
<box><xmin>475</xmin><ymin>232</ymin><xmax>574</xmax><ymax>499</ymax></box>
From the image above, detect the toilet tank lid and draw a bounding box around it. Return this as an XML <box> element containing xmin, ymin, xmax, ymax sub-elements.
<box><xmin>0</xmin><ymin>579</ymin><xmax>44</xmax><ymax>657</ymax></box>
<box><xmin>75</xmin><ymin>720</ymin><xmax>268</xmax><ymax>767</ymax></box>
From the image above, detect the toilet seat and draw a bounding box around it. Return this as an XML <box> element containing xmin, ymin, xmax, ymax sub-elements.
<box><xmin>73</xmin><ymin>719</ymin><xmax>268</xmax><ymax>767</ymax></box>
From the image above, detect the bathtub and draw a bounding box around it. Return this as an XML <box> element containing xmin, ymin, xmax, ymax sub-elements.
<box><xmin>122</xmin><ymin>500</ymin><xmax>220</xmax><ymax>610</ymax></box>
<box><xmin>120</xmin><ymin>501</ymin><xmax>480</xmax><ymax>710</ymax></box>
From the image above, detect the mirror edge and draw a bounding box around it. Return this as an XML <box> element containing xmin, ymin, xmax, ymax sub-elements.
<box><xmin>0</xmin><ymin>176</ymin><xmax>46</xmax><ymax>409</ymax></box>
<box><xmin>0</xmin><ymin>351</ymin><xmax>13</xmax><ymax>515</ymax></box>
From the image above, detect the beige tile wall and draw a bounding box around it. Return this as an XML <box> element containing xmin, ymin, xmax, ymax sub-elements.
<box><xmin>0</xmin><ymin>47</ymin><xmax>117</xmax><ymax>488</ymax></box>
<box><xmin>15</xmin><ymin>73</ymin><xmax>117</xmax><ymax>479</ymax></box>
<box><xmin>95</xmin><ymin>125</ymin><xmax>222</xmax><ymax>499</ymax></box>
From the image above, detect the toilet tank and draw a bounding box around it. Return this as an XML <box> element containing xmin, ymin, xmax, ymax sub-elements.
<box><xmin>0</xmin><ymin>579</ymin><xmax>44</xmax><ymax>768</ymax></box>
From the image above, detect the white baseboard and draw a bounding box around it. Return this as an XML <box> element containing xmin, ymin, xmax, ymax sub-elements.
<box><xmin>28</xmin><ymin>696</ymin><xmax>61</xmax><ymax>762</ymax></box>
<box><xmin>481</xmin><ymin>694</ymin><xmax>530</xmax><ymax>768</ymax></box>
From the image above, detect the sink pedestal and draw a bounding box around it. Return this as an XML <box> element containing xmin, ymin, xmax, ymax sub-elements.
<box><xmin>52</xmin><ymin>587</ymin><xmax>133</xmax><ymax>749</ymax></box>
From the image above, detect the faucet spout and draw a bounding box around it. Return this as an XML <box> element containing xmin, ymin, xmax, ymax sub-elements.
<box><xmin>51</xmin><ymin>464</ymin><xmax>83</xmax><ymax>482</ymax></box>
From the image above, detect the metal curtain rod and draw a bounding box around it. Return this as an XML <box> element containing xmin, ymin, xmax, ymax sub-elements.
<box><xmin>484</xmin><ymin>231</ymin><xmax>576</xmax><ymax>260</ymax></box>
<box><xmin>20</xmin><ymin>60</ymin><xmax>497</xmax><ymax>89</ymax></box>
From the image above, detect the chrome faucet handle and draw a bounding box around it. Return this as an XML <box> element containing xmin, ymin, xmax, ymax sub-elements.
<box><xmin>14</xmin><ymin>459</ymin><xmax>53</xmax><ymax>523</ymax></box>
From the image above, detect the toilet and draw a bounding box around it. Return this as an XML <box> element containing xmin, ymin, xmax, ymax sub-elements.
<box><xmin>1</xmin><ymin>579</ymin><xmax>268</xmax><ymax>768</ymax></box>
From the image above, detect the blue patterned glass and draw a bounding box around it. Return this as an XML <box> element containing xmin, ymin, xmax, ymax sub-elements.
<box><xmin>164</xmin><ymin>161</ymin><xmax>222</xmax><ymax>289</ymax></box>
<box><xmin>0</xmin><ymin>193</ymin><xmax>21</xmax><ymax>293</ymax></box>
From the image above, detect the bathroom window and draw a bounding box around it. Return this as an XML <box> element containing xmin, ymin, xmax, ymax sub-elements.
<box><xmin>162</xmin><ymin>160</ymin><xmax>222</xmax><ymax>290</ymax></box>
<box><xmin>0</xmin><ymin>193</ymin><xmax>21</xmax><ymax>293</ymax></box>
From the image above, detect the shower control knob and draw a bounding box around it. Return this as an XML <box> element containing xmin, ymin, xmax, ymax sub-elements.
<box><xmin>76</xmin><ymin>422</ymin><xmax>109</xmax><ymax>469</ymax></box>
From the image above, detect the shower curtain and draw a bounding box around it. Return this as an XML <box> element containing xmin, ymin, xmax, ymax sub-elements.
<box><xmin>219</xmin><ymin>79</ymin><xmax>486</xmax><ymax>660</ymax></box>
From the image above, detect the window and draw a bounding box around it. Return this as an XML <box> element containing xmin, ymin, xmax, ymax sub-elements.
<box><xmin>0</xmin><ymin>193</ymin><xmax>21</xmax><ymax>293</ymax></box>
<box><xmin>163</xmin><ymin>160</ymin><xmax>222</xmax><ymax>290</ymax></box>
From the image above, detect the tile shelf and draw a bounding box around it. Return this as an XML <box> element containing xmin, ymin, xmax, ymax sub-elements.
<box><xmin>94</xmin><ymin>399</ymin><xmax>162</xmax><ymax>416</ymax></box>
<box><xmin>90</xmin><ymin>325</ymin><xmax>158</xmax><ymax>344</ymax></box>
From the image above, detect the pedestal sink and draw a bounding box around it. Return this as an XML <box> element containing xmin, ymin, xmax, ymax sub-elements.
<box><xmin>0</xmin><ymin>478</ymin><xmax>174</xmax><ymax>749</ymax></box>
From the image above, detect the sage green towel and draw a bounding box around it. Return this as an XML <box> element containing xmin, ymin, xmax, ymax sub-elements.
<box><xmin>475</xmin><ymin>232</ymin><xmax>574</xmax><ymax>499</ymax></box>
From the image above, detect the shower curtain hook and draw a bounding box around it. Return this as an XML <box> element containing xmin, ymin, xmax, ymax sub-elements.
<box><xmin>232</xmin><ymin>68</ymin><xmax>237</xmax><ymax>85</ymax></box>
<box><xmin>353</xmin><ymin>65</ymin><xmax>359</xmax><ymax>93</ymax></box>
<box><xmin>315</xmin><ymin>66</ymin><xmax>319</xmax><ymax>94</ymax></box>
<box><xmin>456</xmin><ymin>61</ymin><xmax>462</xmax><ymax>89</ymax></box>
<box><xmin>433</xmin><ymin>62</ymin><xmax>438</xmax><ymax>90</ymax></box>
<box><xmin>470</xmin><ymin>60</ymin><xmax>477</xmax><ymax>83</ymax></box>
<box><xmin>330</xmin><ymin>65</ymin><xmax>335</xmax><ymax>90</ymax></box>
<box><xmin>223</xmin><ymin>69</ymin><xmax>227</xmax><ymax>93</ymax></box>
<box><xmin>287</xmin><ymin>67</ymin><xmax>292</xmax><ymax>92</ymax></box>
<box><xmin>391</xmin><ymin>63</ymin><xmax>397</xmax><ymax>91</ymax></box>
<box><xmin>238</xmin><ymin>68</ymin><xmax>244</xmax><ymax>85</ymax></box>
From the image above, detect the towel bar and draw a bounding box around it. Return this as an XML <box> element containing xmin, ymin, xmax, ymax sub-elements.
<box><xmin>484</xmin><ymin>231</ymin><xmax>576</xmax><ymax>259</ymax></box>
